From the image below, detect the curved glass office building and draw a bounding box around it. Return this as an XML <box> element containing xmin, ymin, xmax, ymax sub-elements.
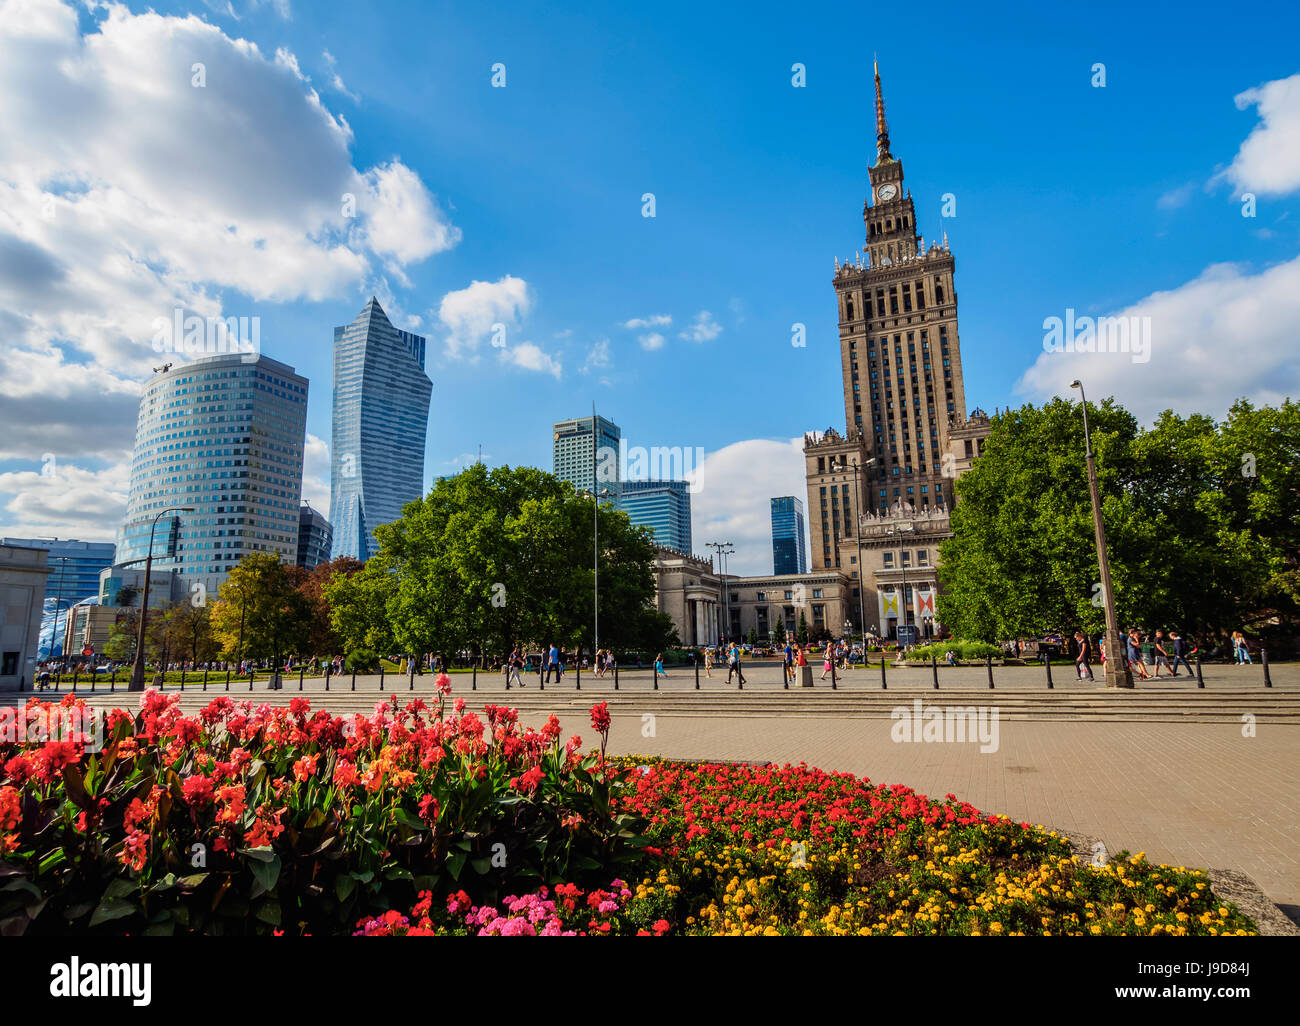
<box><xmin>330</xmin><ymin>298</ymin><xmax>433</xmax><ymax>561</ymax></box>
<box><xmin>116</xmin><ymin>354</ymin><xmax>309</xmax><ymax>592</ymax></box>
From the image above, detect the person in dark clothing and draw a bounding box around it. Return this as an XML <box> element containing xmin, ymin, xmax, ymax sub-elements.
<box><xmin>1073</xmin><ymin>631</ymin><xmax>1093</xmax><ymax>681</ymax></box>
<box><xmin>1169</xmin><ymin>631</ymin><xmax>1194</xmax><ymax>676</ymax></box>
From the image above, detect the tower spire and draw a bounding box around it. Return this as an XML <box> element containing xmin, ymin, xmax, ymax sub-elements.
<box><xmin>873</xmin><ymin>58</ymin><xmax>892</xmax><ymax>164</ymax></box>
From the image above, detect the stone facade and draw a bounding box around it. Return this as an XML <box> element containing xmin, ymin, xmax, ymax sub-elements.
<box><xmin>0</xmin><ymin>544</ymin><xmax>51</xmax><ymax>690</ymax></box>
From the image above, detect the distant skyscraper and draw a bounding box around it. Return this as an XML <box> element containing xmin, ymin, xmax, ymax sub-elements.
<box><xmin>330</xmin><ymin>298</ymin><xmax>433</xmax><ymax>561</ymax></box>
<box><xmin>2</xmin><ymin>538</ymin><xmax>115</xmax><ymax>658</ymax></box>
<box><xmin>770</xmin><ymin>496</ymin><xmax>808</xmax><ymax>574</ymax></box>
<box><xmin>621</xmin><ymin>480</ymin><xmax>692</xmax><ymax>552</ymax></box>
<box><xmin>297</xmin><ymin>503</ymin><xmax>333</xmax><ymax>569</ymax></box>
<box><xmin>553</xmin><ymin>414</ymin><xmax>621</xmax><ymax>503</ymax></box>
<box><xmin>116</xmin><ymin>354</ymin><xmax>308</xmax><ymax>593</ymax></box>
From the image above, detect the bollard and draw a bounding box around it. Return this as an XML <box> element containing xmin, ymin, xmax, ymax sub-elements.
<box><xmin>653</xmin><ymin>662</ymin><xmax>658</xmax><ymax>691</ymax></box>
<box><xmin>352</xmin><ymin>669</ymin><xmax>357</xmax><ymax>691</ymax></box>
<box><xmin>577</xmin><ymin>661</ymin><xmax>581</xmax><ymax>690</ymax></box>
<box><xmin>472</xmin><ymin>665</ymin><xmax>477</xmax><ymax>691</ymax></box>
<box><xmin>111</xmin><ymin>668</ymin><xmax>117</xmax><ymax>691</ymax></box>
<box><xmin>249</xmin><ymin>670</ymin><xmax>254</xmax><ymax>691</ymax></box>
<box><xmin>180</xmin><ymin>669</ymin><xmax>186</xmax><ymax>690</ymax></box>
<box><xmin>881</xmin><ymin>654</ymin><xmax>887</xmax><ymax>690</ymax></box>
<box><xmin>380</xmin><ymin>665</ymin><xmax>385</xmax><ymax>691</ymax></box>
<box><xmin>90</xmin><ymin>673</ymin><xmax>95</xmax><ymax>693</ymax></box>
<box><xmin>1262</xmin><ymin>648</ymin><xmax>1272</xmax><ymax>688</ymax></box>
<box><xmin>298</xmin><ymin>667</ymin><xmax>304</xmax><ymax>691</ymax></box>
<box><xmin>695</xmin><ymin>655</ymin><xmax>700</xmax><ymax>690</ymax></box>
<box><xmin>828</xmin><ymin>655</ymin><xmax>834</xmax><ymax>691</ymax></box>
<box><xmin>203</xmin><ymin>669</ymin><xmax>209</xmax><ymax>691</ymax></box>
<box><xmin>539</xmin><ymin>661</ymin><xmax>545</xmax><ymax>692</ymax></box>
<box><xmin>325</xmin><ymin>670</ymin><xmax>330</xmax><ymax>691</ymax></box>
<box><xmin>932</xmin><ymin>655</ymin><xmax>939</xmax><ymax>690</ymax></box>
<box><xmin>409</xmin><ymin>668</ymin><xmax>414</xmax><ymax>691</ymax></box>
<box><xmin>225</xmin><ymin>670</ymin><xmax>231</xmax><ymax>691</ymax></box>
<box><xmin>1044</xmin><ymin>655</ymin><xmax>1053</xmax><ymax>690</ymax></box>
<box><xmin>783</xmin><ymin>655</ymin><xmax>788</xmax><ymax>690</ymax></box>
<box><xmin>1195</xmin><ymin>650</ymin><xmax>1204</xmax><ymax>688</ymax></box>
<box><xmin>986</xmin><ymin>653</ymin><xmax>994</xmax><ymax>690</ymax></box>
<box><xmin>614</xmin><ymin>663</ymin><xmax>619</xmax><ymax>691</ymax></box>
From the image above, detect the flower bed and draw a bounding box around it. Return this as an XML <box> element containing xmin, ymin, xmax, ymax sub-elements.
<box><xmin>0</xmin><ymin>693</ymin><xmax>1257</xmax><ymax>936</ymax></box>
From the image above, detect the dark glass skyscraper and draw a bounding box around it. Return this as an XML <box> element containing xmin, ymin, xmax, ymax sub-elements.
<box><xmin>621</xmin><ymin>480</ymin><xmax>692</xmax><ymax>552</ymax></box>
<box><xmin>770</xmin><ymin>496</ymin><xmax>808</xmax><ymax>575</ymax></box>
<box><xmin>330</xmin><ymin>298</ymin><xmax>432</xmax><ymax>561</ymax></box>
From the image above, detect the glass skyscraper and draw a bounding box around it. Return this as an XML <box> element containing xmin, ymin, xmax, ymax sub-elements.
<box><xmin>330</xmin><ymin>298</ymin><xmax>433</xmax><ymax>561</ymax></box>
<box><xmin>621</xmin><ymin>480</ymin><xmax>691</xmax><ymax>552</ymax></box>
<box><xmin>297</xmin><ymin>503</ymin><xmax>333</xmax><ymax>569</ymax></box>
<box><xmin>771</xmin><ymin>496</ymin><xmax>808</xmax><ymax>574</ymax></box>
<box><xmin>553</xmin><ymin>415</ymin><xmax>621</xmax><ymax>504</ymax></box>
<box><xmin>116</xmin><ymin>354</ymin><xmax>309</xmax><ymax>593</ymax></box>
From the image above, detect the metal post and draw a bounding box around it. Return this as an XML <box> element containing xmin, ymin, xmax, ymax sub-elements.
<box><xmin>1044</xmin><ymin>653</ymin><xmax>1054</xmax><ymax>690</ymax></box>
<box><xmin>249</xmin><ymin>668</ymin><xmax>254</xmax><ymax>691</ymax></box>
<box><xmin>180</xmin><ymin>668</ymin><xmax>185</xmax><ymax>690</ymax></box>
<box><xmin>379</xmin><ymin>664</ymin><xmax>385</xmax><ymax>691</ymax></box>
<box><xmin>986</xmin><ymin>653</ymin><xmax>994</xmax><ymax>690</ymax></box>
<box><xmin>539</xmin><ymin>659</ymin><xmax>545</xmax><ymax>691</ymax></box>
<box><xmin>203</xmin><ymin>669</ymin><xmax>209</xmax><ymax>691</ymax></box>
<box><xmin>576</xmin><ymin>659</ymin><xmax>581</xmax><ymax>690</ymax></box>
<box><xmin>225</xmin><ymin>669</ymin><xmax>230</xmax><ymax>691</ymax></box>
<box><xmin>695</xmin><ymin>653</ymin><xmax>701</xmax><ymax>690</ymax></box>
<box><xmin>613</xmin><ymin>662</ymin><xmax>618</xmax><ymax>690</ymax></box>
<box><xmin>653</xmin><ymin>660</ymin><xmax>658</xmax><ymax>691</ymax></box>
<box><xmin>352</xmin><ymin>669</ymin><xmax>357</xmax><ymax>691</ymax></box>
<box><xmin>829</xmin><ymin>649</ymin><xmax>835</xmax><ymax>691</ymax></box>
<box><xmin>472</xmin><ymin>664</ymin><xmax>477</xmax><ymax>691</ymax></box>
<box><xmin>298</xmin><ymin>666</ymin><xmax>304</xmax><ymax>691</ymax></box>
<box><xmin>932</xmin><ymin>655</ymin><xmax>939</xmax><ymax>690</ymax></box>
<box><xmin>1262</xmin><ymin>648</ymin><xmax>1272</xmax><ymax>688</ymax></box>
<box><xmin>1195</xmin><ymin>649</ymin><xmax>1204</xmax><ymax>688</ymax></box>
<box><xmin>881</xmin><ymin>652</ymin><xmax>887</xmax><ymax>690</ymax></box>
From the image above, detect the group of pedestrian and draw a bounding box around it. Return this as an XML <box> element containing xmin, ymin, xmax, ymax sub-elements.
<box><xmin>1071</xmin><ymin>628</ymin><xmax>1203</xmax><ymax>682</ymax></box>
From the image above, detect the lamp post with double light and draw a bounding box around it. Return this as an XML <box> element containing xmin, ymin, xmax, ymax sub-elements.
<box><xmin>129</xmin><ymin>506</ymin><xmax>194</xmax><ymax>691</ymax></box>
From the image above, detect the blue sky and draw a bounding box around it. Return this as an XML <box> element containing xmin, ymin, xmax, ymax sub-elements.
<box><xmin>1</xmin><ymin>0</ymin><xmax>1298</xmax><ymax>573</ymax></box>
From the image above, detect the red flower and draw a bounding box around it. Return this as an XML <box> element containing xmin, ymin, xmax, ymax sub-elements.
<box><xmin>517</xmin><ymin>766</ymin><xmax>545</xmax><ymax>794</ymax></box>
<box><xmin>652</xmin><ymin>919</ymin><xmax>671</xmax><ymax>936</ymax></box>
<box><xmin>418</xmin><ymin>794</ymin><xmax>440</xmax><ymax>824</ymax></box>
<box><xmin>182</xmin><ymin>774</ymin><xmax>215</xmax><ymax>806</ymax></box>
<box><xmin>590</xmin><ymin>702</ymin><xmax>611</xmax><ymax>734</ymax></box>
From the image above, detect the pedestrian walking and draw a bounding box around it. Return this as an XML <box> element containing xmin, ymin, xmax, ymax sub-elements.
<box><xmin>1152</xmin><ymin>630</ymin><xmax>1173</xmax><ymax>677</ymax></box>
<box><xmin>545</xmin><ymin>642</ymin><xmax>561</xmax><ymax>683</ymax></box>
<box><xmin>819</xmin><ymin>644</ymin><xmax>834</xmax><ymax>681</ymax></box>
<box><xmin>783</xmin><ymin>640</ymin><xmax>794</xmax><ymax>685</ymax></box>
<box><xmin>1169</xmin><ymin>632</ymin><xmax>1193</xmax><ymax>676</ymax></box>
<box><xmin>407</xmin><ymin>654</ymin><xmax>418</xmax><ymax>688</ymax></box>
<box><xmin>654</xmin><ymin>652</ymin><xmax>668</xmax><ymax>679</ymax></box>
<box><xmin>725</xmin><ymin>642</ymin><xmax>746</xmax><ymax>686</ymax></box>
<box><xmin>704</xmin><ymin>646</ymin><xmax>714</xmax><ymax>678</ymax></box>
<box><xmin>1126</xmin><ymin>629</ymin><xmax>1151</xmax><ymax>680</ymax></box>
<box><xmin>1073</xmin><ymin>631</ymin><xmax>1093</xmax><ymax>681</ymax></box>
<box><xmin>1232</xmin><ymin>631</ymin><xmax>1252</xmax><ymax>665</ymax></box>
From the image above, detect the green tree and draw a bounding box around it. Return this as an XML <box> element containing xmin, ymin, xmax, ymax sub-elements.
<box><xmin>797</xmin><ymin>611</ymin><xmax>810</xmax><ymax>645</ymax></box>
<box><xmin>328</xmin><ymin>464</ymin><xmax>665</xmax><ymax>660</ymax></box>
<box><xmin>772</xmin><ymin>618</ymin><xmax>786</xmax><ymax>646</ymax></box>
<box><xmin>937</xmin><ymin>397</ymin><xmax>1292</xmax><ymax>643</ymax></box>
<box><xmin>746</xmin><ymin>626</ymin><xmax>759</xmax><ymax>647</ymax></box>
<box><xmin>211</xmin><ymin>553</ymin><xmax>311</xmax><ymax>665</ymax></box>
<box><xmin>160</xmin><ymin>601</ymin><xmax>220</xmax><ymax>664</ymax></box>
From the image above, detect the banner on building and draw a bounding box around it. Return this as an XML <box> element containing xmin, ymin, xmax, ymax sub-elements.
<box><xmin>914</xmin><ymin>588</ymin><xmax>936</xmax><ymax>622</ymax></box>
<box><xmin>878</xmin><ymin>589</ymin><xmax>900</xmax><ymax>621</ymax></box>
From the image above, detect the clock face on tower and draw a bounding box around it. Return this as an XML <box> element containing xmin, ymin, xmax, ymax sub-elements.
<box><xmin>877</xmin><ymin>183</ymin><xmax>897</xmax><ymax>202</ymax></box>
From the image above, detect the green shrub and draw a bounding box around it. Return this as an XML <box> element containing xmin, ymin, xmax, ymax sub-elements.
<box><xmin>345</xmin><ymin>648</ymin><xmax>380</xmax><ymax>673</ymax></box>
<box><xmin>906</xmin><ymin>641</ymin><xmax>1002</xmax><ymax>663</ymax></box>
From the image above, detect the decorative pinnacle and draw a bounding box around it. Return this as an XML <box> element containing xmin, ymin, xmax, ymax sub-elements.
<box><xmin>874</xmin><ymin>59</ymin><xmax>892</xmax><ymax>163</ymax></box>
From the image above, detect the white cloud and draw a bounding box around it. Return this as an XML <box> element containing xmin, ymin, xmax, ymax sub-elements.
<box><xmin>300</xmin><ymin>432</ymin><xmax>330</xmax><ymax>514</ymax></box>
<box><xmin>321</xmin><ymin>49</ymin><xmax>358</xmax><ymax>101</ymax></box>
<box><xmin>623</xmin><ymin>314</ymin><xmax>671</xmax><ymax>329</ymax></box>
<box><xmin>1157</xmin><ymin>182</ymin><xmax>1197</xmax><ymax>211</ymax></box>
<box><xmin>436</xmin><ymin>275</ymin><xmax>532</xmax><ymax>358</ymax></box>
<box><xmin>686</xmin><ymin>437</ymin><xmax>806</xmax><ymax>576</ymax></box>
<box><xmin>1015</xmin><ymin>255</ymin><xmax>1300</xmax><ymax>424</ymax></box>
<box><xmin>1222</xmin><ymin>73</ymin><xmax>1300</xmax><ymax>197</ymax></box>
<box><xmin>580</xmin><ymin>338</ymin><xmax>610</xmax><ymax>373</ymax></box>
<box><xmin>0</xmin><ymin>0</ymin><xmax>455</xmax><ymax>387</ymax></box>
<box><xmin>638</xmin><ymin>332</ymin><xmax>665</xmax><ymax>351</ymax></box>
<box><xmin>502</xmin><ymin>342</ymin><xmax>561</xmax><ymax>379</ymax></box>
<box><xmin>679</xmin><ymin>310</ymin><xmax>723</xmax><ymax>342</ymax></box>
<box><xmin>0</xmin><ymin>460</ymin><xmax>130</xmax><ymax>542</ymax></box>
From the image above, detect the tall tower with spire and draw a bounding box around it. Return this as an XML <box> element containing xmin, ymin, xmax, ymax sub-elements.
<box><xmin>804</xmin><ymin>61</ymin><xmax>973</xmax><ymax>576</ymax></box>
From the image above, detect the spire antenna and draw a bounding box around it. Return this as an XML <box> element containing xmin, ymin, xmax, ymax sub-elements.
<box><xmin>873</xmin><ymin>59</ymin><xmax>892</xmax><ymax>163</ymax></box>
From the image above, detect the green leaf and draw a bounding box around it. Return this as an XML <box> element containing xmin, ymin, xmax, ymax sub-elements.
<box><xmin>335</xmin><ymin>875</ymin><xmax>356</xmax><ymax>902</ymax></box>
<box><xmin>89</xmin><ymin>898</ymin><xmax>136</xmax><ymax>928</ymax></box>
<box><xmin>446</xmin><ymin>850</ymin><xmax>467</xmax><ymax>879</ymax></box>
<box><xmin>249</xmin><ymin>854</ymin><xmax>281</xmax><ymax>897</ymax></box>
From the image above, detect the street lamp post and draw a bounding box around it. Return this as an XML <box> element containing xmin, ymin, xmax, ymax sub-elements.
<box><xmin>706</xmin><ymin>542</ymin><xmax>735</xmax><ymax>642</ymax></box>
<box><xmin>1070</xmin><ymin>380</ymin><xmax>1131</xmax><ymax>689</ymax></box>
<box><xmin>129</xmin><ymin>506</ymin><xmax>194</xmax><ymax>691</ymax></box>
